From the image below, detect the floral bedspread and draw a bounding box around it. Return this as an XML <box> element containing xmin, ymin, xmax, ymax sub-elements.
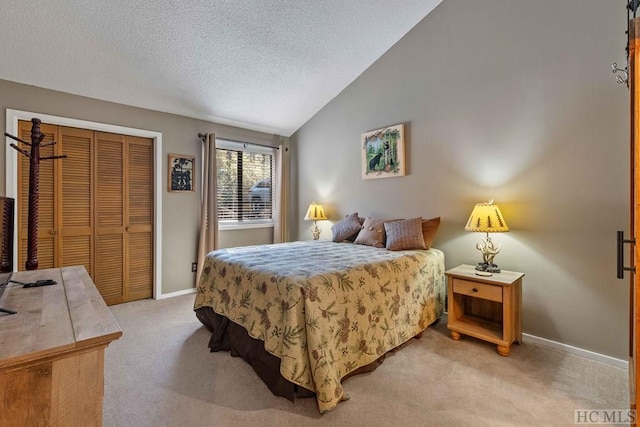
<box><xmin>194</xmin><ymin>240</ymin><xmax>445</xmax><ymax>413</ymax></box>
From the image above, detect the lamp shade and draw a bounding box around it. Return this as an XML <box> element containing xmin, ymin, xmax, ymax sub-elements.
<box><xmin>304</xmin><ymin>202</ymin><xmax>327</xmax><ymax>221</ymax></box>
<box><xmin>464</xmin><ymin>200</ymin><xmax>509</xmax><ymax>233</ymax></box>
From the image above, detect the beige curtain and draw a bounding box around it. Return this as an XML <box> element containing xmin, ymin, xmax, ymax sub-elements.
<box><xmin>196</xmin><ymin>132</ymin><xmax>218</xmax><ymax>285</ymax></box>
<box><xmin>273</xmin><ymin>138</ymin><xmax>288</xmax><ymax>243</ymax></box>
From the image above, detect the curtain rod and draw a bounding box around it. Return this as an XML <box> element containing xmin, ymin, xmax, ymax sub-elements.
<box><xmin>197</xmin><ymin>133</ymin><xmax>279</xmax><ymax>150</ymax></box>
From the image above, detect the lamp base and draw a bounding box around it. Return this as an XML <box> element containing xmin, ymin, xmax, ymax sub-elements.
<box><xmin>311</xmin><ymin>222</ymin><xmax>321</xmax><ymax>240</ymax></box>
<box><xmin>475</xmin><ymin>262</ymin><xmax>501</xmax><ymax>273</ymax></box>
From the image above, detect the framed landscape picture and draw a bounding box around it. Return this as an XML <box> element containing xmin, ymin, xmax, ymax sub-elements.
<box><xmin>361</xmin><ymin>124</ymin><xmax>405</xmax><ymax>179</ymax></box>
<box><xmin>168</xmin><ymin>154</ymin><xmax>195</xmax><ymax>192</ymax></box>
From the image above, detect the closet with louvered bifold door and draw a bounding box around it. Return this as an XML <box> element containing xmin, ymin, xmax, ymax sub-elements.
<box><xmin>17</xmin><ymin>121</ymin><xmax>154</xmax><ymax>305</ymax></box>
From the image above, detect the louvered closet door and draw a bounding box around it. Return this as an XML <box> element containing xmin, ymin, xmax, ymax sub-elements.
<box><xmin>17</xmin><ymin>123</ymin><xmax>153</xmax><ymax>304</ymax></box>
<box><xmin>59</xmin><ymin>127</ymin><xmax>94</xmax><ymax>276</ymax></box>
<box><xmin>95</xmin><ymin>132</ymin><xmax>126</xmax><ymax>305</ymax></box>
<box><xmin>126</xmin><ymin>136</ymin><xmax>154</xmax><ymax>301</ymax></box>
<box><xmin>17</xmin><ymin>121</ymin><xmax>57</xmax><ymax>270</ymax></box>
<box><xmin>95</xmin><ymin>132</ymin><xmax>153</xmax><ymax>304</ymax></box>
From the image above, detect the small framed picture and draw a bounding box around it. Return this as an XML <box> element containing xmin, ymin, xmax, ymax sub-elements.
<box><xmin>168</xmin><ymin>154</ymin><xmax>195</xmax><ymax>192</ymax></box>
<box><xmin>361</xmin><ymin>124</ymin><xmax>405</xmax><ymax>179</ymax></box>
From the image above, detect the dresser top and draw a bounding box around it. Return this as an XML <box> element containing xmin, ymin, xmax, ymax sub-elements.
<box><xmin>0</xmin><ymin>266</ymin><xmax>122</xmax><ymax>368</ymax></box>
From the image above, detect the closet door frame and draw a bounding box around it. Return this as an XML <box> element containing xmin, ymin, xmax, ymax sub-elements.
<box><xmin>5</xmin><ymin>109</ymin><xmax>163</xmax><ymax>299</ymax></box>
<box><xmin>632</xmin><ymin>17</ymin><xmax>640</xmax><ymax>415</ymax></box>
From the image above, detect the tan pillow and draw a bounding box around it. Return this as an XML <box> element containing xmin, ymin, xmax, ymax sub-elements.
<box><xmin>385</xmin><ymin>217</ymin><xmax>427</xmax><ymax>251</ymax></box>
<box><xmin>353</xmin><ymin>217</ymin><xmax>387</xmax><ymax>248</ymax></box>
<box><xmin>331</xmin><ymin>212</ymin><xmax>363</xmax><ymax>242</ymax></box>
<box><xmin>421</xmin><ymin>217</ymin><xmax>441</xmax><ymax>249</ymax></box>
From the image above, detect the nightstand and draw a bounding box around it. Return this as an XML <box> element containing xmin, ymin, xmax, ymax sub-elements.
<box><xmin>445</xmin><ymin>264</ymin><xmax>524</xmax><ymax>356</ymax></box>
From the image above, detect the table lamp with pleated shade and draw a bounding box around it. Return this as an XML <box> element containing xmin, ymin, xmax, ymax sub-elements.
<box><xmin>304</xmin><ymin>202</ymin><xmax>327</xmax><ymax>240</ymax></box>
<box><xmin>465</xmin><ymin>199</ymin><xmax>509</xmax><ymax>274</ymax></box>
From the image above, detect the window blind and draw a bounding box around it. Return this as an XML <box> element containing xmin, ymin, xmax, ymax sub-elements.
<box><xmin>216</xmin><ymin>139</ymin><xmax>274</xmax><ymax>223</ymax></box>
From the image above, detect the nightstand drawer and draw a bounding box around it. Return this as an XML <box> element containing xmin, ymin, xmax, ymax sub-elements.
<box><xmin>452</xmin><ymin>278</ymin><xmax>502</xmax><ymax>302</ymax></box>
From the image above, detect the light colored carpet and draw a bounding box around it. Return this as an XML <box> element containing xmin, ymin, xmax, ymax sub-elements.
<box><xmin>103</xmin><ymin>294</ymin><xmax>628</xmax><ymax>426</ymax></box>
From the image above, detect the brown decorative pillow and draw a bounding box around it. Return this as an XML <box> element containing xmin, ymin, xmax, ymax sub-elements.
<box><xmin>353</xmin><ymin>217</ymin><xmax>387</xmax><ymax>248</ymax></box>
<box><xmin>385</xmin><ymin>217</ymin><xmax>427</xmax><ymax>251</ymax></box>
<box><xmin>421</xmin><ymin>217</ymin><xmax>441</xmax><ymax>249</ymax></box>
<box><xmin>331</xmin><ymin>212</ymin><xmax>363</xmax><ymax>242</ymax></box>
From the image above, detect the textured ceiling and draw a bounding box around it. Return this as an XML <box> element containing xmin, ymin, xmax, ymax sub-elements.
<box><xmin>1</xmin><ymin>0</ymin><xmax>442</xmax><ymax>136</ymax></box>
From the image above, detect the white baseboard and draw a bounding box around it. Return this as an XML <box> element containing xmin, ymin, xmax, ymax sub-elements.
<box><xmin>157</xmin><ymin>287</ymin><xmax>196</xmax><ymax>300</ymax></box>
<box><xmin>523</xmin><ymin>333</ymin><xmax>628</xmax><ymax>369</ymax></box>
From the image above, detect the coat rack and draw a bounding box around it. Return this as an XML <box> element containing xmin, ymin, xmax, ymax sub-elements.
<box><xmin>4</xmin><ymin>118</ymin><xmax>66</xmax><ymax>270</ymax></box>
<box><xmin>613</xmin><ymin>1</ymin><xmax>640</xmax><ymax>87</ymax></box>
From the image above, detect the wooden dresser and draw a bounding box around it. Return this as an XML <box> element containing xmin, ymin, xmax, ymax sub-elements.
<box><xmin>0</xmin><ymin>266</ymin><xmax>122</xmax><ymax>426</ymax></box>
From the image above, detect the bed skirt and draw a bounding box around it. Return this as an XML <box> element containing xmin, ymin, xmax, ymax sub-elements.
<box><xmin>195</xmin><ymin>306</ymin><xmax>386</xmax><ymax>401</ymax></box>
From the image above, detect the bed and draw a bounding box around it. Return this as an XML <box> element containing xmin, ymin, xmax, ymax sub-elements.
<box><xmin>194</xmin><ymin>239</ymin><xmax>445</xmax><ymax>413</ymax></box>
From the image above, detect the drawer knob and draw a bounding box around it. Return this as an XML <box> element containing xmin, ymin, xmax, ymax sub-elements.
<box><xmin>472</xmin><ymin>288</ymin><xmax>478</xmax><ymax>292</ymax></box>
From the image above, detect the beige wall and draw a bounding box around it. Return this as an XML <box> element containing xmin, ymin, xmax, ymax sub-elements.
<box><xmin>0</xmin><ymin>79</ymin><xmax>280</xmax><ymax>295</ymax></box>
<box><xmin>218</xmin><ymin>227</ymin><xmax>273</xmax><ymax>249</ymax></box>
<box><xmin>291</xmin><ymin>0</ymin><xmax>630</xmax><ymax>359</ymax></box>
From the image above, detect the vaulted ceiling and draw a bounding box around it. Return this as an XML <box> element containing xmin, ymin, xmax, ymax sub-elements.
<box><xmin>1</xmin><ymin>0</ymin><xmax>442</xmax><ymax>136</ymax></box>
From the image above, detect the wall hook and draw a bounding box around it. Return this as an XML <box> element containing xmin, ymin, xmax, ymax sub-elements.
<box><xmin>612</xmin><ymin>62</ymin><xmax>629</xmax><ymax>86</ymax></box>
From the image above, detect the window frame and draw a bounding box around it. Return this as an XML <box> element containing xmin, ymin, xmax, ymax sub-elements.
<box><xmin>215</xmin><ymin>138</ymin><xmax>275</xmax><ymax>231</ymax></box>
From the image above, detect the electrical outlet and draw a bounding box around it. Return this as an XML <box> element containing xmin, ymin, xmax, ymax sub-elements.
<box><xmin>191</xmin><ymin>262</ymin><xmax>197</xmax><ymax>272</ymax></box>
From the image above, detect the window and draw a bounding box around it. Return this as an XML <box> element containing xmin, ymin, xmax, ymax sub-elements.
<box><xmin>216</xmin><ymin>139</ymin><xmax>274</xmax><ymax>226</ymax></box>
